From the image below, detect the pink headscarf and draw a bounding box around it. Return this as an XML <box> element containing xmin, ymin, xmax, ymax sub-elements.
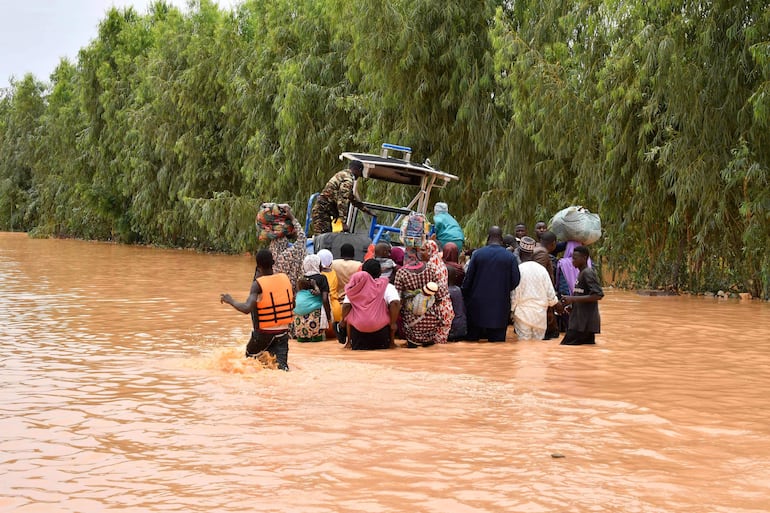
<box><xmin>390</xmin><ymin>246</ymin><xmax>405</xmax><ymax>266</ymax></box>
<box><xmin>344</xmin><ymin>271</ymin><xmax>390</xmax><ymax>332</ymax></box>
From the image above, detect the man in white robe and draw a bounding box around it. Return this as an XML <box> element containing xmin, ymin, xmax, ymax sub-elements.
<box><xmin>511</xmin><ymin>237</ymin><xmax>560</xmax><ymax>340</ymax></box>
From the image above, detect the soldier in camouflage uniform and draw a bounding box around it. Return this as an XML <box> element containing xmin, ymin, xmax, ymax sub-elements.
<box><xmin>311</xmin><ymin>160</ymin><xmax>374</xmax><ymax>234</ymax></box>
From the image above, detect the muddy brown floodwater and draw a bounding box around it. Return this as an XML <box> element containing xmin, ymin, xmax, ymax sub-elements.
<box><xmin>1</xmin><ymin>232</ymin><xmax>769</xmax><ymax>512</ymax></box>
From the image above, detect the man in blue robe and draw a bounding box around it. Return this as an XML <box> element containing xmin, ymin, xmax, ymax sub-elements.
<box><xmin>462</xmin><ymin>226</ymin><xmax>521</xmax><ymax>341</ymax></box>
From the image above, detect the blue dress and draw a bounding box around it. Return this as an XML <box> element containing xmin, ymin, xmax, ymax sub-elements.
<box><xmin>433</xmin><ymin>212</ymin><xmax>465</xmax><ymax>251</ymax></box>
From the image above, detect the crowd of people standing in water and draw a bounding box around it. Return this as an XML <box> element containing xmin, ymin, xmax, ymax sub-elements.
<box><xmin>221</xmin><ymin>198</ymin><xmax>604</xmax><ymax>371</ymax></box>
<box><xmin>219</xmin><ymin>159</ymin><xmax>603</xmax><ymax>369</ymax></box>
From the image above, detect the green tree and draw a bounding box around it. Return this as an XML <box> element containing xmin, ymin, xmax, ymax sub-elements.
<box><xmin>0</xmin><ymin>74</ymin><xmax>46</xmax><ymax>231</ymax></box>
<box><xmin>346</xmin><ymin>0</ymin><xmax>501</xmax><ymax>216</ymax></box>
<box><xmin>30</xmin><ymin>59</ymin><xmax>97</xmax><ymax>238</ymax></box>
<box><xmin>77</xmin><ymin>6</ymin><xmax>156</xmax><ymax>242</ymax></box>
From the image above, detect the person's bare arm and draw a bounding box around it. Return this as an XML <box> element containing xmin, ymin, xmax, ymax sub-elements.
<box><xmin>388</xmin><ymin>299</ymin><xmax>401</xmax><ymax>347</ymax></box>
<box><xmin>562</xmin><ymin>294</ymin><xmax>603</xmax><ymax>305</ymax></box>
<box><xmin>281</xmin><ymin>205</ymin><xmax>306</xmax><ymax>246</ymax></box>
<box><xmin>339</xmin><ymin>302</ymin><xmax>353</xmax><ymax>349</ymax></box>
<box><xmin>562</xmin><ymin>268</ymin><xmax>604</xmax><ymax>306</ymax></box>
<box><xmin>340</xmin><ymin>303</ymin><xmax>352</xmax><ymax>328</ymax></box>
<box><xmin>221</xmin><ymin>279</ymin><xmax>261</xmax><ymax>314</ymax></box>
<box><xmin>322</xmin><ymin>291</ymin><xmax>332</xmax><ymax>324</ymax></box>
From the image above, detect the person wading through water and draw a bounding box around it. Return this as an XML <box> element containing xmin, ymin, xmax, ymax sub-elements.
<box><xmin>220</xmin><ymin>249</ymin><xmax>293</xmax><ymax>370</ymax></box>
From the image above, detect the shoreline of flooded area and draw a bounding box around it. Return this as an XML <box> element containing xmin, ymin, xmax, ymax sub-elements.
<box><xmin>2</xmin><ymin>232</ymin><xmax>769</xmax><ymax>512</ymax></box>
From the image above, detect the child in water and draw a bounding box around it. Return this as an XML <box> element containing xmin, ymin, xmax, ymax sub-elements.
<box><xmin>294</xmin><ymin>277</ymin><xmax>321</xmax><ymax>311</ymax></box>
<box><xmin>374</xmin><ymin>242</ymin><xmax>396</xmax><ymax>280</ymax></box>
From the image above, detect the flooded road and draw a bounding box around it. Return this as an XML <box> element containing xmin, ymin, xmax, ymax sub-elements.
<box><xmin>1</xmin><ymin>232</ymin><xmax>769</xmax><ymax>512</ymax></box>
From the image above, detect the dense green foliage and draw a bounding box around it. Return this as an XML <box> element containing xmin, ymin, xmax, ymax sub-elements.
<box><xmin>1</xmin><ymin>0</ymin><xmax>768</xmax><ymax>297</ymax></box>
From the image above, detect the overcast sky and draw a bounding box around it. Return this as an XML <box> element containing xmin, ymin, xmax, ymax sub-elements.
<box><xmin>0</xmin><ymin>0</ymin><xmax>240</xmax><ymax>91</ymax></box>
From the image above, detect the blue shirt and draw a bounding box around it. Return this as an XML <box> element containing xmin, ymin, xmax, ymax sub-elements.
<box><xmin>433</xmin><ymin>212</ymin><xmax>464</xmax><ymax>251</ymax></box>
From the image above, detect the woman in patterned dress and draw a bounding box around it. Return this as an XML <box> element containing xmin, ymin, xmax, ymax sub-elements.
<box><xmin>425</xmin><ymin>240</ymin><xmax>455</xmax><ymax>344</ymax></box>
<box><xmin>293</xmin><ymin>255</ymin><xmax>330</xmax><ymax>342</ymax></box>
<box><xmin>266</xmin><ymin>205</ymin><xmax>306</xmax><ymax>292</ymax></box>
<box><xmin>393</xmin><ymin>240</ymin><xmax>452</xmax><ymax>347</ymax></box>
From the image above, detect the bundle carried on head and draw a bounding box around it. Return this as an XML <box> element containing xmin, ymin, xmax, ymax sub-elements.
<box><xmin>549</xmin><ymin>206</ymin><xmax>601</xmax><ymax>245</ymax></box>
<box><xmin>255</xmin><ymin>203</ymin><xmax>297</xmax><ymax>242</ymax></box>
<box><xmin>400</xmin><ymin>212</ymin><xmax>428</xmax><ymax>248</ymax></box>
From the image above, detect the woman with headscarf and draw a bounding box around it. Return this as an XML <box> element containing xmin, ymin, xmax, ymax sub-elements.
<box><xmin>294</xmin><ymin>254</ymin><xmax>331</xmax><ymax>342</ymax></box>
<box><xmin>317</xmin><ymin>249</ymin><xmax>342</xmax><ymax>338</ymax></box>
<box><xmin>393</xmin><ymin>240</ymin><xmax>453</xmax><ymax>347</ymax></box>
<box><xmin>425</xmin><ymin>239</ymin><xmax>455</xmax><ymax>344</ymax></box>
<box><xmin>340</xmin><ymin>259</ymin><xmax>401</xmax><ymax>350</ymax></box>
<box><xmin>389</xmin><ymin>246</ymin><xmax>405</xmax><ymax>284</ymax></box>
<box><xmin>266</xmin><ymin>205</ymin><xmax>306</xmax><ymax>291</ymax></box>
<box><xmin>432</xmin><ymin>202</ymin><xmax>464</xmax><ymax>251</ymax></box>
<box><xmin>442</xmin><ymin>242</ymin><xmax>465</xmax><ymax>287</ymax></box>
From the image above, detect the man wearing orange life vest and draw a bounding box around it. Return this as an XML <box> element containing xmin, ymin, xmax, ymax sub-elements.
<box><xmin>220</xmin><ymin>249</ymin><xmax>294</xmax><ymax>370</ymax></box>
